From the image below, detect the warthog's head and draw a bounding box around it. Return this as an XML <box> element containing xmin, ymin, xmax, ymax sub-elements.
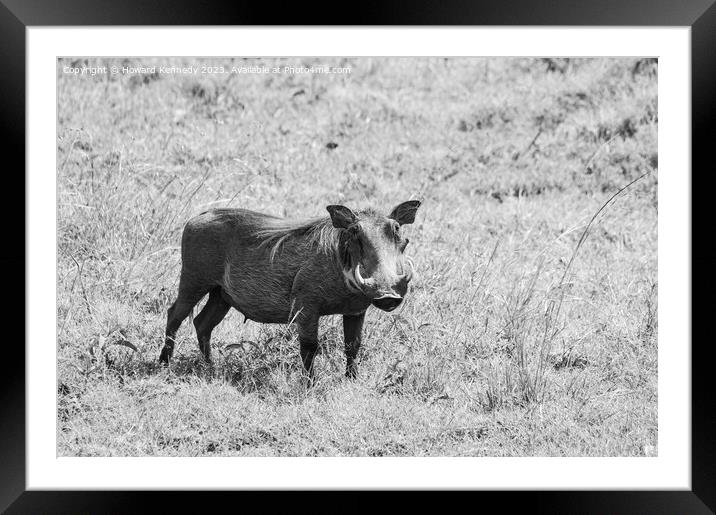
<box><xmin>327</xmin><ymin>200</ymin><xmax>421</xmax><ymax>312</ymax></box>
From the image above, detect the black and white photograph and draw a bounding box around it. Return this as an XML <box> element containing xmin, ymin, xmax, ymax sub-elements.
<box><xmin>56</xmin><ymin>56</ymin><xmax>659</xmax><ymax>458</ymax></box>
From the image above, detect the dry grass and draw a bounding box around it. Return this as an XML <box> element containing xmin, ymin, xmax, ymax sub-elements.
<box><xmin>57</xmin><ymin>57</ymin><xmax>658</xmax><ymax>456</ymax></box>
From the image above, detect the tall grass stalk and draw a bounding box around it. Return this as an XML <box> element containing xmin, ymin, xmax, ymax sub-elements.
<box><xmin>510</xmin><ymin>170</ymin><xmax>653</xmax><ymax>406</ymax></box>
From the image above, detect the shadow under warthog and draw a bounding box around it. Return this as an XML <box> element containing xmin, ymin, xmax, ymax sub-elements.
<box><xmin>154</xmin><ymin>329</ymin><xmax>344</xmax><ymax>393</ymax></box>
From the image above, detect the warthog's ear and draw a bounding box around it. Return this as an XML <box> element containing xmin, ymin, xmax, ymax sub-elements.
<box><xmin>389</xmin><ymin>200</ymin><xmax>421</xmax><ymax>225</ymax></box>
<box><xmin>327</xmin><ymin>205</ymin><xmax>358</xmax><ymax>229</ymax></box>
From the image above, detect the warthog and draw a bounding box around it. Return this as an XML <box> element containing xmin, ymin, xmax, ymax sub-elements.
<box><xmin>159</xmin><ymin>200</ymin><xmax>421</xmax><ymax>379</ymax></box>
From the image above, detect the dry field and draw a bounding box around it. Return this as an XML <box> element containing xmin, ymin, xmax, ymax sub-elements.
<box><xmin>57</xmin><ymin>57</ymin><xmax>658</xmax><ymax>457</ymax></box>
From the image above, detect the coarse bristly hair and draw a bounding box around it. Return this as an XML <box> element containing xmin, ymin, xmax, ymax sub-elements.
<box><xmin>252</xmin><ymin>208</ymin><xmax>377</xmax><ymax>263</ymax></box>
<box><xmin>252</xmin><ymin>216</ymin><xmax>341</xmax><ymax>262</ymax></box>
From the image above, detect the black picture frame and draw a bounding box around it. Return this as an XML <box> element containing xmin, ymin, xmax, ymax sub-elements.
<box><xmin>3</xmin><ymin>1</ymin><xmax>713</xmax><ymax>512</ymax></box>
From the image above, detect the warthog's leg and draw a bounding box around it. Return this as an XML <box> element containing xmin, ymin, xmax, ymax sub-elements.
<box><xmin>296</xmin><ymin>314</ymin><xmax>320</xmax><ymax>383</ymax></box>
<box><xmin>159</xmin><ymin>282</ymin><xmax>209</xmax><ymax>364</ymax></box>
<box><xmin>343</xmin><ymin>312</ymin><xmax>365</xmax><ymax>379</ymax></box>
<box><xmin>193</xmin><ymin>286</ymin><xmax>231</xmax><ymax>362</ymax></box>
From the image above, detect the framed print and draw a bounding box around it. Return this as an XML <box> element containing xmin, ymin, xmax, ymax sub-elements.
<box><xmin>4</xmin><ymin>0</ymin><xmax>714</xmax><ymax>512</ymax></box>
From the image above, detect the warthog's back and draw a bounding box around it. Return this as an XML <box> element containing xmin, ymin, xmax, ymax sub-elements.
<box><xmin>180</xmin><ymin>208</ymin><xmax>267</xmax><ymax>283</ymax></box>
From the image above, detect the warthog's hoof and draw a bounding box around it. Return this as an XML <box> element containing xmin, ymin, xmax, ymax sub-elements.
<box><xmin>159</xmin><ymin>346</ymin><xmax>172</xmax><ymax>365</ymax></box>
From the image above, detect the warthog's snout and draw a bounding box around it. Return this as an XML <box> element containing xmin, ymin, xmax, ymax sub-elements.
<box><xmin>351</xmin><ymin>258</ymin><xmax>414</xmax><ymax>300</ymax></box>
<box><xmin>372</xmin><ymin>294</ymin><xmax>403</xmax><ymax>312</ymax></box>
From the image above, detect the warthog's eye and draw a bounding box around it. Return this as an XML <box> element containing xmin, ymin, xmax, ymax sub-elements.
<box><xmin>387</xmin><ymin>220</ymin><xmax>400</xmax><ymax>241</ymax></box>
<box><xmin>399</xmin><ymin>238</ymin><xmax>409</xmax><ymax>252</ymax></box>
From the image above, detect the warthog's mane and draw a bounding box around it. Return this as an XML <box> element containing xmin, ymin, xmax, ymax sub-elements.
<box><xmin>252</xmin><ymin>209</ymin><xmax>378</xmax><ymax>263</ymax></box>
<box><xmin>252</xmin><ymin>216</ymin><xmax>339</xmax><ymax>262</ymax></box>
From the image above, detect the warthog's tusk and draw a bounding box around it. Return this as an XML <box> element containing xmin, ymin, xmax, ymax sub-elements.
<box><xmin>353</xmin><ymin>264</ymin><xmax>377</xmax><ymax>292</ymax></box>
<box><xmin>342</xmin><ymin>267</ymin><xmax>360</xmax><ymax>293</ymax></box>
<box><xmin>398</xmin><ymin>258</ymin><xmax>414</xmax><ymax>283</ymax></box>
<box><xmin>355</xmin><ymin>264</ymin><xmax>365</xmax><ymax>286</ymax></box>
